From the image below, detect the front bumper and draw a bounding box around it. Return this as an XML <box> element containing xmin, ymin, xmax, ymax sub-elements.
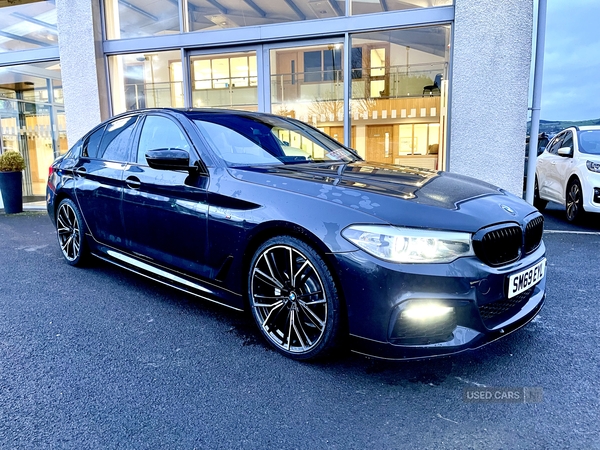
<box><xmin>334</xmin><ymin>243</ymin><xmax>547</xmax><ymax>360</ymax></box>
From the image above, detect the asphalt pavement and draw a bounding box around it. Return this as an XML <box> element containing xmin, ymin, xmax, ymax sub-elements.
<box><xmin>0</xmin><ymin>205</ymin><xmax>598</xmax><ymax>449</ymax></box>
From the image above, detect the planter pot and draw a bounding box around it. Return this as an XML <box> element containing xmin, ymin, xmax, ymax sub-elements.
<box><xmin>0</xmin><ymin>171</ymin><xmax>23</xmax><ymax>214</ymax></box>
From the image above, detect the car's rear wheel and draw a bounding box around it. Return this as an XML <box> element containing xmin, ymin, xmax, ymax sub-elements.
<box><xmin>56</xmin><ymin>198</ymin><xmax>89</xmax><ymax>266</ymax></box>
<box><xmin>566</xmin><ymin>179</ymin><xmax>584</xmax><ymax>222</ymax></box>
<box><xmin>533</xmin><ymin>177</ymin><xmax>547</xmax><ymax>211</ymax></box>
<box><xmin>248</xmin><ymin>236</ymin><xmax>341</xmax><ymax>360</ymax></box>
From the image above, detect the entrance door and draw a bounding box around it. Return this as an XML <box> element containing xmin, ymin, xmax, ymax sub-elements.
<box><xmin>366</xmin><ymin>125</ymin><xmax>394</xmax><ymax>164</ymax></box>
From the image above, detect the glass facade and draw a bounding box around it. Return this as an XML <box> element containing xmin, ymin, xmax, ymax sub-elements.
<box><xmin>0</xmin><ymin>0</ymin><xmax>58</xmax><ymax>53</ymax></box>
<box><xmin>350</xmin><ymin>0</ymin><xmax>452</xmax><ymax>16</ymax></box>
<box><xmin>0</xmin><ymin>61</ymin><xmax>64</xmax><ymax>197</ymax></box>
<box><xmin>109</xmin><ymin>51</ymin><xmax>184</xmax><ymax>115</ymax></box>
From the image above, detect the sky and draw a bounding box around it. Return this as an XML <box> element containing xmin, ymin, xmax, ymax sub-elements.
<box><xmin>539</xmin><ymin>0</ymin><xmax>600</xmax><ymax>121</ymax></box>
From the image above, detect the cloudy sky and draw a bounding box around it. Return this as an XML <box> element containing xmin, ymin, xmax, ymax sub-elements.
<box><xmin>540</xmin><ymin>0</ymin><xmax>600</xmax><ymax>121</ymax></box>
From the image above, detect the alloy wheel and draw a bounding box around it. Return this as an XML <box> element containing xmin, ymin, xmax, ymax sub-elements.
<box><xmin>250</xmin><ymin>244</ymin><xmax>328</xmax><ymax>355</ymax></box>
<box><xmin>566</xmin><ymin>181</ymin><xmax>582</xmax><ymax>222</ymax></box>
<box><xmin>57</xmin><ymin>202</ymin><xmax>82</xmax><ymax>262</ymax></box>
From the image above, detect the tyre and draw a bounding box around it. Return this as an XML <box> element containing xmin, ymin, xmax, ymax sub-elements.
<box><xmin>248</xmin><ymin>236</ymin><xmax>341</xmax><ymax>360</ymax></box>
<box><xmin>533</xmin><ymin>177</ymin><xmax>547</xmax><ymax>211</ymax></box>
<box><xmin>56</xmin><ymin>198</ymin><xmax>89</xmax><ymax>266</ymax></box>
<box><xmin>565</xmin><ymin>179</ymin><xmax>584</xmax><ymax>223</ymax></box>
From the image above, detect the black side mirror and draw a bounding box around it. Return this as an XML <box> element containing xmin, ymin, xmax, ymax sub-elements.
<box><xmin>146</xmin><ymin>148</ymin><xmax>190</xmax><ymax>170</ymax></box>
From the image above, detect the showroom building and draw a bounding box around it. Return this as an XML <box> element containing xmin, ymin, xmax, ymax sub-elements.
<box><xmin>0</xmin><ymin>0</ymin><xmax>533</xmax><ymax>202</ymax></box>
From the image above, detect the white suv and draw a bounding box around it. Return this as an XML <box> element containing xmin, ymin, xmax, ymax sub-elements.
<box><xmin>535</xmin><ymin>126</ymin><xmax>600</xmax><ymax>222</ymax></box>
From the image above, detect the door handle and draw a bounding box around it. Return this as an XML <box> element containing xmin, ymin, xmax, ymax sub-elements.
<box><xmin>74</xmin><ymin>167</ymin><xmax>87</xmax><ymax>177</ymax></box>
<box><xmin>125</xmin><ymin>176</ymin><xmax>141</xmax><ymax>189</ymax></box>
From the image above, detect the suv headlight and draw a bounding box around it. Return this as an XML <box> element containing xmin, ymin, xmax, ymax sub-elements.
<box><xmin>342</xmin><ymin>225</ymin><xmax>474</xmax><ymax>263</ymax></box>
<box><xmin>586</xmin><ymin>160</ymin><xmax>600</xmax><ymax>173</ymax></box>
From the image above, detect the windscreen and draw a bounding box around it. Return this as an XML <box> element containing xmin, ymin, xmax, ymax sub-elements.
<box><xmin>193</xmin><ymin>114</ymin><xmax>359</xmax><ymax>166</ymax></box>
<box><xmin>578</xmin><ymin>130</ymin><xmax>600</xmax><ymax>155</ymax></box>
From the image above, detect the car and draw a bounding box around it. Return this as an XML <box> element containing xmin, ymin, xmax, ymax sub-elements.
<box><xmin>524</xmin><ymin>132</ymin><xmax>549</xmax><ymax>187</ymax></box>
<box><xmin>47</xmin><ymin>108</ymin><xmax>547</xmax><ymax>361</ymax></box>
<box><xmin>535</xmin><ymin>125</ymin><xmax>600</xmax><ymax>222</ymax></box>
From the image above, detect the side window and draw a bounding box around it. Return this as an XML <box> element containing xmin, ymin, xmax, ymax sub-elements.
<box><xmin>98</xmin><ymin>116</ymin><xmax>138</xmax><ymax>162</ymax></box>
<box><xmin>82</xmin><ymin>126</ymin><xmax>105</xmax><ymax>158</ymax></box>
<box><xmin>137</xmin><ymin>115</ymin><xmax>191</xmax><ymax>165</ymax></box>
<box><xmin>546</xmin><ymin>134</ymin><xmax>564</xmax><ymax>155</ymax></box>
<box><xmin>561</xmin><ymin>131</ymin><xmax>573</xmax><ymax>151</ymax></box>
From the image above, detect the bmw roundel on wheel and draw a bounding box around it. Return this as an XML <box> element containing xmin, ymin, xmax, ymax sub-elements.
<box><xmin>47</xmin><ymin>108</ymin><xmax>547</xmax><ymax>361</ymax></box>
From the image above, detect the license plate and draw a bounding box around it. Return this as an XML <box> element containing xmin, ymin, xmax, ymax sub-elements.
<box><xmin>507</xmin><ymin>259</ymin><xmax>546</xmax><ymax>298</ymax></box>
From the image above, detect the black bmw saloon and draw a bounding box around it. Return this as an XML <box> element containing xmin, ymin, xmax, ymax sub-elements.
<box><xmin>47</xmin><ymin>108</ymin><xmax>546</xmax><ymax>361</ymax></box>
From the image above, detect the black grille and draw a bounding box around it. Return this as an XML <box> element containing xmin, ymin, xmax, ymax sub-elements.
<box><xmin>479</xmin><ymin>287</ymin><xmax>534</xmax><ymax>328</ymax></box>
<box><xmin>525</xmin><ymin>215</ymin><xmax>544</xmax><ymax>254</ymax></box>
<box><xmin>392</xmin><ymin>311</ymin><xmax>457</xmax><ymax>345</ymax></box>
<box><xmin>473</xmin><ymin>225</ymin><xmax>522</xmax><ymax>266</ymax></box>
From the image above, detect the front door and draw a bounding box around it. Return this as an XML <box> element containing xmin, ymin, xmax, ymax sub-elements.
<box><xmin>121</xmin><ymin>113</ymin><xmax>210</xmax><ymax>278</ymax></box>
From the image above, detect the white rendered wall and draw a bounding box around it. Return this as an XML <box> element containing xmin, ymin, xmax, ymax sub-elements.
<box><xmin>56</xmin><ymin>0</ymin><xmax>108</xmax><ymax>147</ymax></box>
<box><xmin>450</xmin><ymin>0</ymin><xmax>533</xmax><ymax>196</ymax></box>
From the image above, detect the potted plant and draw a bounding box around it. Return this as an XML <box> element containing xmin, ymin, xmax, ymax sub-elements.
<box><xmin>0</xmin><ymin>150</ymin><xmax>26</xmax><ymax>214</ymax></box>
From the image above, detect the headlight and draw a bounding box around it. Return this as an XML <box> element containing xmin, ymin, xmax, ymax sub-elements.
<box><xmin>342</xmin><ymin>225</ymin><xmax>474</xmax><ymax>263</ymax></box>
<box><xmin>586</xmin><ymin>160</ymin><xmax>600</xmax><ymax>173</ymax></box>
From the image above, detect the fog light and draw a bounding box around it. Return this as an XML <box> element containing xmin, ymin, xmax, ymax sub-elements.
<box><xmin>401</xmin><ymin>303</ymin><xmax>454</xmax><ymax>320</ymax></box>
<box><xmin>593</xmin><ymin>188</ymin><xmax>600</xmax><ymax>204</ymax></box>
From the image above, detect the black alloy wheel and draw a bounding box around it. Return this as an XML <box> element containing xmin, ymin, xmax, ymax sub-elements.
<box><xmin>249</xmin><ymin>236</ymin><xmax>341</xmax><ymax>360</ymax></box>
<box><xmin>56</xmin><ymin>198</ymin><xmax>88</xmax><ymax>266</ymax></box>
<box><xmin>533</xmin><ymin>177</ymin><xmax>547</xmax><ymax>211</ymax></box>
<box><xmin>566</xmin><ymin>179</ymin><xmax>584</xmax><ymax>223</ymax></box>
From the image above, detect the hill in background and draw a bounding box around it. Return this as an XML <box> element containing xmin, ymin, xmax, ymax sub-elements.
<box><xmin>528</xmin><ymin>118</ymin><xmax>600</xmax><ymax>135</ymax></box>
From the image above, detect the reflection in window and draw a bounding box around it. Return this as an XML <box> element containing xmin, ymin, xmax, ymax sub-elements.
<box><xmin>351</xmin><ymin>0</ymin><xmax>453</xmax><ymax>16</ymax></box>
<box><xmin>187</xmin><ymin>0</ymin><xmax>346</xmax><ymax>33</ymax></box>
<box><xmin>0</xmin><ymin>0</ymin><xmax>58</xmax><ymax>52</ymax></box>
<box><xmin>109</xmin><ymin>51</ymin><xmax>183</xmax><ymax>114</ymax></box>
<box><xmin>99</xmin><ymin>116</ymin><xmax>138</xmax><ymax>162</ymax></box>
<box><xmin>104</xmin><ymin>0</ymin><xmax>180</xmax><ymax>40</ymax></box>
<box><xmin>137</xmin><ymin>116</ymin><xmax>190</xmax><ymax>165</ymax></box>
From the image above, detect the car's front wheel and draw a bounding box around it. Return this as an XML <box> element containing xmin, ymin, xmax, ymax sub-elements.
<box><xmin>248</xmin><ymin>236</ymin><xmax>341</xmax><ymax>360</ymax></box>
<box><xmin>566</xmin><ymin>179</ymin><xmax>584</xmax><ymax>222</ymax></box>
<box><xmin>56</xmin><ymin>198</ymin><xmax>89</xmax><ymax>266</ymax></box>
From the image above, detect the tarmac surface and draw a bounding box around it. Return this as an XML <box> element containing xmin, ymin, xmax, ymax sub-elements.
<box><xmin>0</xmin><ymin>202</ymin><xmax>598</xmax><ymax>449</ymax></box>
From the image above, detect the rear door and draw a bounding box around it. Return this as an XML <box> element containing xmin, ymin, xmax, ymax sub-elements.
<box><xmin>537</xmin><ymin>132</ymin><xmax>564</xmax><ymax>202</ymax></box>
<box><xmin>73</xmin><ymin>115</ymin><xmax>139</xmax><ymax>248</ymax></box>
<box><xmin>121</xmin><ymin>113</ymin><xmax>211</xmax><ymax>278</ymax></box>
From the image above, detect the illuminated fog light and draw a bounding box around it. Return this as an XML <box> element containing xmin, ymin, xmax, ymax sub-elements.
<box><xmin>402</xmin><ymin>303</ymin><xmax>454</xmax><ymax>321</ymax></box>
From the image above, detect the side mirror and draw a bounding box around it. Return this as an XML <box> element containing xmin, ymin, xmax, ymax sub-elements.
<box><xmin>557</xmin><ymin>146</ymin><xmax>573</xmax><ymax>157</ymax></box>
<box><xmin>146</xmin><ymin>148</ymin><xmax>191</xmax><ymax>171</ymax></box>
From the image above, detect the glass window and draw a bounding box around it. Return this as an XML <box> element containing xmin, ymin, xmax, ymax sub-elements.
<box><xmin>104</xmin><ymin>0</ymin><xmax>180</xmax><ymax>40</ymax></box>
<box><xmin>270</xmin><ymin>43</ymin><xmax>344</xmax><ymax>136</ymax></box>
<box><xmin>578</xmin><ymin>130</ymin><xmax>600</xmax><ymax>155</ymax></box>
<box><xmin>560</xmin><ymin>132</ymin><xmax>573</xmax><ymax>151</ymax></box>
<box><xmin>98</xmin><ymin>116</ymin><xmax>138</xmax><ymax>161</ymax></box>
<box><xmin>83</xmin><ymin>126</ymin><xmax>106</xmax><ymax>159</ymax></box>
<box><xmin>351</xmin><ymin>0</ymin><xmax>452</xmax><ymax>16</ymax></box>
<box><xmin>0</xmin><ymin>61</ymin><xmax>63</xmax><ymax>197</ymax></box>
<box><xmin>0</xmin><ymin>0</ymin><xmax>58</xmax><ymax>52</ymax></box>
<box><xmin>350</xmin><ymin>26</ymin><xmax>450</xmax><ymax>171</ymax></box>
<box><xmin>187</xmin><ymin>0</ymin><xmax>346</xmax><ymax>33</ymax></box>
<box><xmin>108</xmin><ymin>51</ymin><xmax>183</xmax><ymax>115</ymax></box>
<box><xmin>190</xmin><ymin>51</ymin><xmax>257</xmax><ymax>110</ymax></box>
<box><xmin>137</xmin><ymin>115</ymin><xmax>190</xmax><ymax>165</ymax></box>
<box><xmin>546</xmin><ymin>134</ymin><xmax>564</xmax><ymax>155</ymax></box>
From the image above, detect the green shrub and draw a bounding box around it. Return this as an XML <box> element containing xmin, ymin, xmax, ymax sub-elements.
<box><xmin>0</xmin><ymin>151</ymin><xmax>26</xmax><ymax>172</ymax></box>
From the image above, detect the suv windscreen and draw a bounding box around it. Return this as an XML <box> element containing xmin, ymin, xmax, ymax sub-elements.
<box><xmin>578</xmin><ymin>130</ymin><xmax>600</xmax><ymax>155</ymax></box>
